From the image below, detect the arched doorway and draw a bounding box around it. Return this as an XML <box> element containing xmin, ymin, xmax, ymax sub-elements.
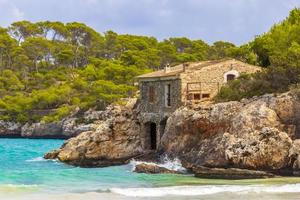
<box><xmin>149</xmin><ymin>123</ymin><xmax>157</xmax><ymax>150</ymax></box>
<box><xmin>224</xmin><ymin>70</ymin><xmax>240</xmax><ymax>83</ymax></box>
<box><xmin>144</xmin><ymin>122</ymin><xmax>157</xmax><ymax>150</ymax></box>
<box><xmin>226</xmin><ymin>74</ymin><xmax>236</xmax><ymax>81</ymax></box>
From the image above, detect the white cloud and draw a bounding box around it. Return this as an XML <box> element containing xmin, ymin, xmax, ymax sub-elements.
<box><xmin>0</xmin><ymin>0</ymin><xmax>299</xmax><ymax>44</ymax></box>
<box><xmin>11</xmin><ymin>6</ymin><xmax>24</xmax><ymax>20</ymax></box>
<box><xmin>0</xmin><ymin>0</ymin><xmax>24</xmax><ymax>26</ymax></box>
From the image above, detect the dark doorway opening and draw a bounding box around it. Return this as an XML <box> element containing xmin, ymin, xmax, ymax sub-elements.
<box><xmin>150</xmin><ymin>123</ymin><xmax>157</xmax><ymax>150</ymax></box>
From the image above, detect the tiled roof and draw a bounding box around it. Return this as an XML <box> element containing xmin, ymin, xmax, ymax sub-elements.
<box><xmin>137</xmin><ymin>59</ymin><xmax>239</xmax><ymax>79</ymax></box>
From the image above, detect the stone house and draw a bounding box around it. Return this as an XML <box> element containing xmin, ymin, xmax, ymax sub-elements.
<box><xmin>137</xmin><ymin>59</ymin><xmax>261</xmax><ymax>151</ymax></box>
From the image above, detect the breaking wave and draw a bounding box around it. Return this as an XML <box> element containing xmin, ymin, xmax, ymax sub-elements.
<box><xmin>109</xmin><ymin>184</ymin><xmax>300</xmax><ymax>197</ymax></box>
<box><xmin>25</xmin><ymin>157</ymin><xmax>46</xmax><ymax>162</ymax></box>
<box><xmin>25</xmin><ymin>157</ymin><xmax>59</xmax><ymax>163</ymax></box>
<box><xmin>130</xmin><ymin>155</ymin><xmax>186</xmax><ymax>173</ymax></box>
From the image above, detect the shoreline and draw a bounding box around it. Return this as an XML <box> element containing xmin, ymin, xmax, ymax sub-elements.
<box><xmin>0</xmin><ymin>135</ymin><xmax>69</xmax><ymax>139</ymax></box>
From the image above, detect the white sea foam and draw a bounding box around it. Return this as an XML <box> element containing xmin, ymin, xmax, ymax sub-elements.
<box><xmin>110</xmin><ymin>184</ymin><xmax>300</xmax><ymax>197</ymax></box>
<box><xmin>0</xmin><ymin>184</ymin><xmax>39</xmax><ymax>189</ymax></box>
<box><xmin>26</xmin><ymin>157</ymin><xmax>59</xmax><ymax>163</ymax></box>
<box><xmin>130</xmin><ymin>155</ymin><xmax>186</xmax><ymax>173</ymax></box>
<box><xmin>25</xmin><ymin>157</ymin><xmax>45</xmax><ymax>162</ymax></box>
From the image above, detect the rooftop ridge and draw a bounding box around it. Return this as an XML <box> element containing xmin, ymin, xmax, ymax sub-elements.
<box><xmin>137</xmin><ymin>58</ymin><xmax>256</xmax><ymax>79</ymax></box>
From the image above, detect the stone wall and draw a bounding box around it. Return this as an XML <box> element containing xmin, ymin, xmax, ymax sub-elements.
<box><xmin>137</xmin><ymin>59</ymin><xmax>261</xmax><ymax>151</ymax></box>
<box><xmin>139</xmin><ymin>78</ymin><xmax>182</xmax><ymax>114</ymax></box>
<box><xmin>180</xmin><ymin>59</ymin><xmax>261</xmax><ymax>102</ymax></box>
<box><xmin>138</xmin><ymin>78</ymin><xmax>181</xmax><ymax>150</ymax></box>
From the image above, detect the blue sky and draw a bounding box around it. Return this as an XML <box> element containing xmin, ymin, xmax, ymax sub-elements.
<box><xmin>0</xmin><ymin>0</ymin><xmax>299</xmax><ymax>45</ymax></box>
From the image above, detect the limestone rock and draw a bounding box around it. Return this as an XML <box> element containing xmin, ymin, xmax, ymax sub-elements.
<box><xmin>45</xmin><ymin>99</ymin><xmax>143</xmax><ymax>167</ymax></box>
<box><xmin>0</xmin><ymin>121</ymin><xmax>22</xmax><ymax>137</ymax></box>
<box><xmin>160</xmin><ymin>92</ymin><xmax>299</xmax><ymax>173</ymax></box>
<box><xmin>21</xmin><ymin>122</ymin><xmax>64</xmax><ymax>138</ymax></box>
<box><xmin>226</xmin><ymin>127</ymin><xmax>292</xmax><ymax>170</ymax></box>
<box><xmin>44</xmin><ymin>149</ymin><xmax>61</xmax><ymax>159</ymax></box>
<box><xmin>192</xmin><ymin>166</ymin><xmax>275</xmax><ymax>179</ymax></box>
<box><xmin>289</xmin><ymin>139</ymin><xmax>300</xmax><ymax>175</ymax></box>
<box><xmin>134</xmin><ymin>163</ymin><xmax>179</xmax><ymax>174</ymax></box>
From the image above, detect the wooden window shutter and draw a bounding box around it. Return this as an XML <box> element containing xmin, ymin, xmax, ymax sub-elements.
<box><xmin>149</xmin><ymin>86</ymin><xmax>155</xmax><ymax>102</ymax></box>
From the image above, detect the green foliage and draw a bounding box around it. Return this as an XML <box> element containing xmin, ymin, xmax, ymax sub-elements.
<box><xmin>41</xmin><ymin>105</ymin><xmax>74</xmax><ymax>123</ymax></box>
<box><xmin>3</xmin><ymin>9</ymin><xmax>300</xmax><ymax>122</ymax></box>
<box><xmin>216</xmin><ymin>8</ymin><xmax>300</xmax><ymax>102</ymax></box>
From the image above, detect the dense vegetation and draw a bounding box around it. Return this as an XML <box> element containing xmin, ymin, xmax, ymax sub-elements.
<box><xmin>216</xmin><ymin>8</ymin><xmax>300</xmax><ymax>101</ymax></box>
<box><xmin>0</xmin><ymin>20</ymin><xmax>254</xmax><ymax>123</ymax></box>
<box><xmin>1</xmin><ymin>8</ymin><xmax>300</xmax><ymax>123</ymax></box>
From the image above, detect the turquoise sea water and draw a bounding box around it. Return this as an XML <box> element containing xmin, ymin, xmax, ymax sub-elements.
<box><xmin>1</xmin><ymin>138</ymin><xmax>300</xmax><ymax>200</ymax></box>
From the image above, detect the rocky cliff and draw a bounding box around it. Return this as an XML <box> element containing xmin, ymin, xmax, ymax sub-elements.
<box><xmin>44</xmin><ymin>92</ymin><xmax>300</xmax><ymax>176</ymax></box>
<box><xmin>45</xmin><ymin>99</ymin><xmax>143</xmax><ymax>167</ymax></box>
<box><xmin>0</xmin><ymin>121</ymin><xmax>22</xmax><ymax>137</ymax></box>
<box><xmin>0</xmin><ymin>108</ymin><xmax>110</xmax><ymax>139</ymax></box>
<box><xmin>160</xmin><ymin>92</ymin><xmax>300</xmax><ymax>175</ymax></box>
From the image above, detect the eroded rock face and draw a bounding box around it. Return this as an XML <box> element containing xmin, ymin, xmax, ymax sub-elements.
<box><xmin>226</xmin><ymin>127</ymin><xmax>292</xmax><ymax>170</ymax></box>
<box><xmin>289</xmin><ymin>139</ymin><xmax>300</xmax><ymax>175</ymax></box>
<box><xmin>21</xmin><ymin>122</ymin><xmax>63</xmax><ymax>138</ymax></box>
<box><xmin>45</xmin><ymin>99</ymin><xmax>143</xmax><ymax>167</ymax></box>
<box><xmin>191</xmin><ymin>166</ymin><xmax>275</xmax><ymax>179</ymax></box>
<box><xmin>44</xmin><ymin>92</ymin><xmax>300</xmax><ymax>174</ymax></box>
<box><xmin>0</xmin><ymin>121</ymin><xmax>22</xmax><ymax>137</ymax></box>
<box><xmin>17</xmin><ymin>108</ymin><xmax>107</xmax><ymax>139</ymax></box>
<box><xmin>160</xmin><ymin>92</ymin><xmax>300</xmax><ymax>173</ymax></box>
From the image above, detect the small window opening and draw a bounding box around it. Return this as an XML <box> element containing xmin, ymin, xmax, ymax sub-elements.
<box><xmin>165</xmin><ymin>84</ymin><xmax>171</xmax><ymax>107</ymax></box>
<box><xmin>227</xmin><ymin>74</ymin><xmax>236</xmax><ymax>82</ymax></box>
<box><xmin>194</xmin><ymin>93</ymin><xmax>201</xmax><ymax>100</ymax></box>
<box><xmin>202</xmin><ymin>93</ymin><xmax>210</xmax><ymax>99</ymax></box>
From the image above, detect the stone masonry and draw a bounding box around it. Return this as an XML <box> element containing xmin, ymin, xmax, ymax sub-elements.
<box><xmin>136</xmin><ymin>59</ymin><xmax>261</xmax><ymax>151</ymax></box>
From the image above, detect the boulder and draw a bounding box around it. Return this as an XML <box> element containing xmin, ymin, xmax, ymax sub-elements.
<box><xmin>44</xmin><ymin>149</ymin><xmax>61</xmax><ymax>159</ymax></box>
<box><xmin>192</xmin><ymin>166</ymin><xmax>275</xmax><ymax>179</ymax></box>
<box><xmin>134</xmin><ymin>163</ymin><xmax>179</xmax><ymax>174</ymax></box>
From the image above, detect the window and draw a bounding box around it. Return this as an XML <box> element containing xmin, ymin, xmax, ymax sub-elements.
<box><xmin>194</xmin><ymin>93</ymin><xmax>201</xmax><ymax>100</ymax></box>
<box><xmin>165</xmin><ymin>84</ymin><xmax>171</xmax><ymax>107</ymax></box>
<box><xmin>202</xmin><ymin>93</ymin><xmax>210</xmax><ymax>99</ymax></box>
<box><xmin>224</xmin><ymin>70</ymin><xmax>239</xmax><ymax>83</ymax></box>
<box><xmin>149</xmin><ymin>86</ymin><xmax>155</xmax><ymax>103</ymax></box>
<box><xmin>226</xmin><ymin>74</ymin><xmax>236</xmax><ymax>82</ymax></box>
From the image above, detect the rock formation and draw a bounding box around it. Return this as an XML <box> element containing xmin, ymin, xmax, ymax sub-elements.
<box><xmin>134</xmin><ymin>163</ymin><xmax>180</xmax><ymax>174</ymax></box>
<box><xmin>191</xmin><ymin>166</ymin><xmax>275</xmax><ymax>179</ymax></box>
<box><xmin>44</xmin><ymin>99</ymin><xmax>143</xmax><ymax>167</ymax></box>
<box><xmin>160</xmin><ymin>92</ymin><xmax>300</xmax><ymax>175</ymax></box>
<box><xmin>0</xmin><ymin>121</ymin><xmax>22</xmax><ymax>137</ymax></box>
<box><xmin>44</xmin><ymin>92</ymin><xmax>300</xmax><ymax>177</ymax></box>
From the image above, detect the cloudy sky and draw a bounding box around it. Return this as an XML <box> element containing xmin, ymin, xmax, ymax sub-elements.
<box><xmin>0</xmin><ymin>0</ymin><xmax>299</xmax><ymax>44</ymax></box>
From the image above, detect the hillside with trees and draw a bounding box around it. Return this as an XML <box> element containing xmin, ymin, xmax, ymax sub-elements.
<box><xmin>216</xmin><ymin>8</ymin><xmax>300</xmax><ymax>101</ymax></box>
<box><xmin>1</xmin><ymin>8</ymin><xmax>300</xmax><ymax>123</ymax></box>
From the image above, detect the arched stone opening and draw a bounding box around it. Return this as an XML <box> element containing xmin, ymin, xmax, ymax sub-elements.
<box><xmin>224</xmin><ymin>70</ymin><xmax>240</xmax><ymax>83</ymax></box>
